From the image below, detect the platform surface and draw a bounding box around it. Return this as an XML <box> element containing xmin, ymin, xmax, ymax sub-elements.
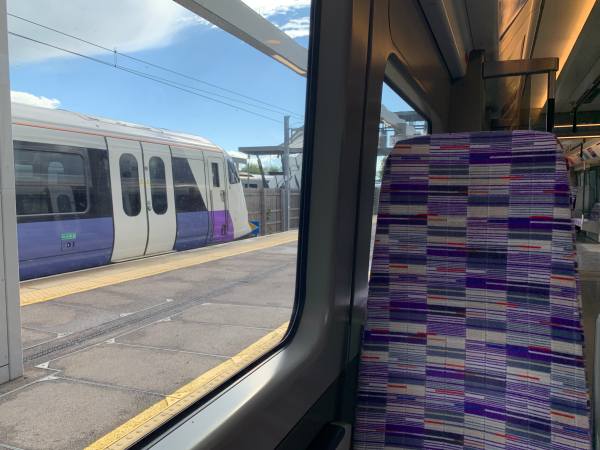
<box><xmin>0</xmin><ymin>232</ymin><xmax>297</xmax><ymax>450</ymax></box>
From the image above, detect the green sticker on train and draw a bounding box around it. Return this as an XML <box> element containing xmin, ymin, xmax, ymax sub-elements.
<box><xmin>61</xmin><ymin>232</ymin><xmax>77</xmax><ymax>241</ymax></box>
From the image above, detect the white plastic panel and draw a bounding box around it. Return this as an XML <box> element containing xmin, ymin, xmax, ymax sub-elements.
<box><xmin>12</xmin><ymin>123</ymin><xmax>107</xmax><ymax>150</ymax></box>
<box><xmin>142</xmin><ymin>142</ymin><xmax>176</xmax><ymax>255</ymax></box>
<box><xmin>226</xmin><ymin>163</ymin><xmax>251</xmax><ymax>238</ymax></box>
<box><xmin>107</xmin><ymin>137</ymin><xmax>148</xmax><ymax>262</ymax></box>
<box><xmin>206</xmin><ymin>154</ymin><xmax>228</xmax><ymax>241</ymax></box>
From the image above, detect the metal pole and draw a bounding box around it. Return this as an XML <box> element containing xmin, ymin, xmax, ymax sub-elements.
<box><xmin>256</xmin><ymin>155</ymin><xmax>268</xmax><ymax>189</ymax></box>
<box><xmin>282</xmin><ymin>115</ymin><xmax>290</xmax><ymax>231</ymax></box>
<box><xmin>260</xmin><ymin>186</ymin><xmax>267</xmax><ymax>236</ymax></box>
<box><xmin>546</xmin><ymin>71</ymin><xmax>556</xmax><ymax>132</ymax></box>
<box><xmin>583</xmin><ymin>162</ymin><xmax>587</xmax><ymax>217</ymax></box>
<box><xmin>0</xmin><ymin>0</ymin><xmax>23</xmax><ymax>381</ymax></box>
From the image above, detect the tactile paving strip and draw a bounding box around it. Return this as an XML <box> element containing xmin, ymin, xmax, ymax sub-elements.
<box><xmin>86</xmin><ymin>322</ymin><xmax>289</xmax><ymax>450</ymax></box>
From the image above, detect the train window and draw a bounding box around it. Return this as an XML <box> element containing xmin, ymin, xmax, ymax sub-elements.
<box><xmin>574</xmin><ymin>167</ymin><xmax>600</xmax><ymax>218</ymax></box>
<box><xmin>6</xmin><ymin>0</ymin><xmax>308</xmax><ymax>447</ymax></box>
<box><xmin>569</xmin><ymin>138</ymin><xmax>600</xmax><ymax>431</ymax></box>
<box><xmin>371</xmin><ymin>67</ymin><xmax>429</xmax><ymax>251</ymax></box>
<box><xmin>149</xmin><ymin>156</ymin><xmax>168</xmax><ymax>214</ymax></box>
<box><xmin>14</xmin><ymin>146</ymin><xmax>88</xmax><ymax>216</ymax></box>
<box><xmin>119</xmin><ymin>153</ymin><xmax>141</xmax><ymax>217</ymax></box>
<box><xmin>173</xmin><ymin>157</ymin><xmax>208</xmax><ymax>212</ymax></box>
<box><xmin>211</xmin><ymin>162</ymin><xmax>221</xmax><ymax>187</ymax></box>
<box><xmin>227</xmin><ymin>159</ymin><xmax>240</xmax><ymax>184</ymax></box>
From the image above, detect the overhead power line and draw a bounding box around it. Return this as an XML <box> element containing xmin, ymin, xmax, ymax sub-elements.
<box><xmin>7</xmin><ymin>12</ymin><xmax>305</xmax><ymax>120</ymax></box>
<box><xmin>8</xmin><ymin>31</ymin><xmax>283</xmax><ymax>123</ymax></box>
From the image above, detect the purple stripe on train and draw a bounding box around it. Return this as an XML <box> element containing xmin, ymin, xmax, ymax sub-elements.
<box><xmin>18</xmin><ymin>217</ymin><xmax>113</xmax><ymax>280</ymax></box>
<box><xmin>19</xmin><ymin>210</ymin><xmax>235</xmax><ymax>280</ymax></box>
<box><xmin>174</xmin><ymin>210</ymin><xmax>233</xmax><ymax>249</ymax></box>
<box><xmin>209</xmin><ymin>210</ymin><xmax>234</xmax><ymax>243</ymax></box>
<box><xmin>174</xmin><ymin>211</ymin><xmax>210</xmax><ymax>250</ymax></box>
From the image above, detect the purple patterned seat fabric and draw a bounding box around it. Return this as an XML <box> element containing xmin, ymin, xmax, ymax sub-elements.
<box><xmin>354</xmin><ymin>131</ymin><xmax>591</xmax><ymax>449</ymax></box>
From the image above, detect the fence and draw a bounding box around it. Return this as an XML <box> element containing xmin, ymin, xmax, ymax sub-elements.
<box><xmin>244</xmin><ymin>186</ymin><xmax>379</xmax><ymax>235</ymax></box>
<box><xmin>244</xmin><ymin>188</ymin><xmax>301</xmax><ymax>236</ymax></box>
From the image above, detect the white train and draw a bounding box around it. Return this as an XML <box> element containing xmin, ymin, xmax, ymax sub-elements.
<box><xmin>11</xmin><ymin>103</ymin><xmax>251</xmax><ymax>280</ymax></box>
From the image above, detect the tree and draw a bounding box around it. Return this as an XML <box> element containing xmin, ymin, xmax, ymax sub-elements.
<box><xmin>244</xmin><ymin>161</ymin><xmax>262</xmax><ymax>174</ymax></box>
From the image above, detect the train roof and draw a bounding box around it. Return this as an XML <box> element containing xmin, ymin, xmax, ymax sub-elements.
<box><xmin>11</xmin><ymin>102</ymin><xmax>224</xmax><ymax>154</ymax></box>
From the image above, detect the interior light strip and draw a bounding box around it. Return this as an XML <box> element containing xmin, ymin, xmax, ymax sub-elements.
<box><xmin>558</xmin><ymin>135</ymin><xmax>600</xmax><ymax>140</ymax></box>
<box><xmin>555</xmin><ymin>123</ymin><xmax>600</xmax><ymax>128</ymax></box>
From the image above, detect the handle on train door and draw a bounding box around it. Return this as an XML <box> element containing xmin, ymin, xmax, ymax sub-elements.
<box><xmin>220</xmin><ymin>190</ymin><xmax>225</xmax><ymax>202</ymax></box>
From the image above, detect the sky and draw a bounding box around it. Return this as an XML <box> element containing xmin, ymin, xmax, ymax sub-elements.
<box><xmin>7</xmin><ymin>0</ymin><xmax>411</xmax><ymax>154</ymax></box>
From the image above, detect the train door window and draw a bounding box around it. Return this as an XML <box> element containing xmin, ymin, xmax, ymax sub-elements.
<box><xmin>119</xmin><ymin>153</ymin><xmax>141</xmax><ymax>216</ymax></box>
<box><xmin>149</xmin><ymin>156</ymin><xmax>168</xmax><ymax>214</ymax></box>
<box><xmin>211</xmin><ymin>162</ymin><xmax>221</xmax><ymax>187</ymax></box>
<box><xmin>14</xmin><ymin>145</ymin><xmax>88</xmax><ymax>216</ymax></box>
<box><xmin>227</xmin><ymin>159</ymin><xmax>240</xmax><ymax>184</ymax></box>
<box><xmin>173</xmin><ymin>157</ymin><xmax>207</xmax><ymax>212</ymax></box>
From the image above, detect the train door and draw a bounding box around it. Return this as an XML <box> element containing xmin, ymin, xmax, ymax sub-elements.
<box><xmin>107</xmin><ymin>137</ymin><xmax>148</xmax><ymax>261</ymax></box>
<box><xmin>141</xmin><ymin>142</ymin><xmax>177</xmax><ymax>254</ymax></box>
<box><xmin>206</xmin><ymin>154</ymin><xmax>229</xmax><ymax>242</ymax></box>
<box><xmin>226</xmin><ymin>158</ymin><xmax>251</xmax><ymax>239</ymax></box>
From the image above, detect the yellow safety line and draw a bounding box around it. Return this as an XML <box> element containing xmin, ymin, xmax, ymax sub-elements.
<box><xmin>20</xmin><ymin>232</ymin><xmax>297</xmax><ymax>307</ymax></box>
<box><xmin>86</xmin><ymin>321</ymin><xmax>289</xmax><ymax>450</ymax></box>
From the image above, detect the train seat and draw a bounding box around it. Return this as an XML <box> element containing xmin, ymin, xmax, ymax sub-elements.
<box><xmin>354</xmin><ymin>131</ymin><xmax>591</xmax><ymax>449</ymax></box>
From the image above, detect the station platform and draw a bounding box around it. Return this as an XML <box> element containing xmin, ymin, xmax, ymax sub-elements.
<box><xmin>0</xmin><ymin>232</ymin><xmax>298</xmax><ymax>450</ymax></box>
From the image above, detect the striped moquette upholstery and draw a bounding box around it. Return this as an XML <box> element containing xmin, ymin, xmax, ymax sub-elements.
<box><xmin>354</xmin><ymin>131</ymin><xmax>591</xmax><ymax>449</ymax></box>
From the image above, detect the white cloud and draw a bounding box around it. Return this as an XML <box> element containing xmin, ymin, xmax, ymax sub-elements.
<box><xmin>241</xmin><ymin>0</ymin><xmax>311</xmax><ymax>17</ymax></box>
<box><xmin>241</xmin><ymin>0</ymin><xmax>311</xmax><ymax>38</ymax></box>
<box><xmin>11</xmin><ymin>90</ymin><xmax>60</xmax><ymax>108</ymax></box>
<box><xmin>279</xmin><ymin>17</ymin><xmax>310</xmax><ymax>39</ymax></box>
<box><xmin>7</xmin><ymin>0</ymin><xmax>312</xmax><ymax>66</ymax></box>
<box><xmin>7</xmin><ymin>0</ymin><xmax>200</xmax><ymax>64</ymax></box>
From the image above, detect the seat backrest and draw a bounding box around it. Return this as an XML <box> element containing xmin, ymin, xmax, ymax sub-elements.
<box><xmin>354</xmin><ymin>131</ymin><xmax>591</xmax><ymax>449</ymax></box>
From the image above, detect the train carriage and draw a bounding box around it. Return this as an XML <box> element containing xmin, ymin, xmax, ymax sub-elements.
<box><xmin>11</xmin><ymin>103</ymin><xmax>251</xmax><ymax>280</ymax></box>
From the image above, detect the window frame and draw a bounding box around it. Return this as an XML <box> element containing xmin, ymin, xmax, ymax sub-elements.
<box><xmin>118</xmin><ymin>152</ymin><xmax>142</xmax><ymax>217</ymax></box>
<box><xmin>227</xmin><ymin>159</ymin><xmax>240</xmax><ymax>185</ymax></box>
<box><xmin>138</xmin><ymin>0</ymin><xmax>445</xmax><ymax>448</ymax></box>
<box><xmin>14</xmin><ymin>145</ymin><xmax>91</xmax><ymax>218</ymax></box>
<box><xmin>142</xmin><ymin>1</ymin><xmax>367</xmax><ymax>447</ymax></box>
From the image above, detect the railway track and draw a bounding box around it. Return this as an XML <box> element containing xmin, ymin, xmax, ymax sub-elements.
<box><xmin>23</xmin><ymin>261</ymin><xmax>295</xmax><ymax>366</ymax></box>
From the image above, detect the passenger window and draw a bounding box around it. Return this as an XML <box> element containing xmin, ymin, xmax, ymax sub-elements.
<box><xmin>119</xmin><ymin>153</ymin><xmax>141</xmax><ymax>217</ymax></box>
<box><xmin>149</xmin><ymin>156</ymin><xmax>168</xmax><ymax>215</ymax></box>
<box><xmin>227</xmin><ymin>159</ymin><xmax>240</xmax><ymax>184</ymax></box>
<box><xmin>7</xmin><ymin>0</ymin><xmax>310</xmax><ymax>447</ymax></box>
<box><xmin>14</xmin><ymin>146</ymin><xmax>88</xmax><ymax>216</ymax></box>
<box><xmin>211</xmin><ymin>162</ymin><xmax>220</xmax><ymax>187</ymax></box>
<box><xmin>173</xmin><ymin>157</ymin><xmax>207</xmax><ymax>212</ymax></box>
<box><xmin>370</xmin><ymin>64</ymin><xmax>429</xmax><ymax>253</ymax></box>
